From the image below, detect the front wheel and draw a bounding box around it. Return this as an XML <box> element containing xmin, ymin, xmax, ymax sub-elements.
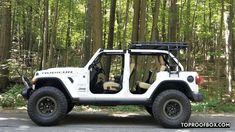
<box><xmin>27</xmin><ymin>86</ymin><xmax>68</xmax><ymax>126</ymax></box>
<box><xmin>152</xmin><ymin>90</ymin><xmax>191</xmax><ymax>128</ymax></box>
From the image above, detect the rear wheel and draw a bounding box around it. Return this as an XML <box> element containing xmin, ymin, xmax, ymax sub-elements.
<box><xmin>27</xmin><ymin>86</ymin><xmax>68</xmax><ymax>126</ymax></box>
<box><xmin>152</xmin><ymin>90</ymin><xmax>191</xmax><ymax>128</ymax></box>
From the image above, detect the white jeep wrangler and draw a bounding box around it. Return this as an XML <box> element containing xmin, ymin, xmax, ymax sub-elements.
<box><xmin>22</xmin><ymin>42</ymin><xmax>203</xmax><ymax>128</ymax></box>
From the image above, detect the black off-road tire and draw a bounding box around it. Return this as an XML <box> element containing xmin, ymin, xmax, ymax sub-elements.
<box><xmin>145</xmin><ymin>106</ymin><xmax>153</xmax><ymax>116</ymax></box>
<box><xmin>27</xmin><ymin>86</ymin><xmax>68</xmax><ymax>126</ymax></box>
<box><xmin>152</xmin><ymin>90</ymin><xmax>191</xmax><ymax>128</ymax></box>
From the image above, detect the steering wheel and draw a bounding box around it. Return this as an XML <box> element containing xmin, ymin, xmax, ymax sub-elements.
<box><xmin>90</xmin><ymin>62</ymin><xmax>105</xmax><ymax>74</ymax></box>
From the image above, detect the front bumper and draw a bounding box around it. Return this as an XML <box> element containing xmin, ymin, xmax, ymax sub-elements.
<box><xmin>192</xmin><ymin>92</ymin><xmax>203</xmax><ymax>102</ymax></box>
<box><xmin>21</xmin><ymin>76</ymin><xmax>33</xmax><ymax>99</ymax></box>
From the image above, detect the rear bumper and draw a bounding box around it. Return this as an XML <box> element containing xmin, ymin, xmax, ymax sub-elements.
<box><xmin>192</xmin><ymin>92</ymin><xmax>203</xmax><ymax>102</ymax></box>
<box><xmin>21</xmin><ymin>76</ymin><xmax>33</xmax><ymax>99</ymax></box>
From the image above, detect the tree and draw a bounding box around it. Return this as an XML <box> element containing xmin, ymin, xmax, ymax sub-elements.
<box><xmin>42</xmin><ymin>0</ymin><xmax>49</xmax><ymax>70</ymax></box>
<box><xmin>122</xmin><ymin>0</ymin><xmax>130</xmax><ymax>48</ymax></box>
<box><xmin>151</xmin><ymin>0</ymin><xmax>160</xmax><ymax>41</ymax></box>
<box><xmin>105</xmin><ymin>0</ymin><xmax>117</xmax><ymax>78</ymax></box>
<box><xmin>131</xmin><ymin>0</ymin><xmax>140</xmax><ymax>42</ymax></box>
<box><xmin>138</xmin><ymin>0</ymin><xmax>146</xmax><ymax>42</ymax></box>
<box><xmin>90</xmin><ymin>0</ymin><xmax>103</xmax><ymax>53</ymax></box>
<box><xmin>83</xmin><ymin>0</ymin><xmax>92</xmax><ymax>65</ymax></box>
<box><xmin>216</xmin><ymin>0</ymin><xmax>224</xmax><ymax>100</ymax></box>
<box><xmin>65</xmin><ymin>0</ymin><xmax>72</xmax><ymax>66</ymax></box>
<box><xmin>184</xmin><ymin>0</ymin><xmax>191</xmax><ymax>42</ymax></box>
<box><xmin>168</xmin><ymin>0</ymin><xmax>178</xmax><ymax>42</ymax></box>
<box><xmin>161</xmin><ymin>0</ymin><xmax>167</xmax><ymax>41</ymax></box>
<box><xmin>224</xmin><ymin>0</ymin><xmax>233</xmax><ymax>96</ymax></box>
<box><xmin>0</xmin><ymin>0</ymin><xmax>11</xmax><ymax>92</ymax></box>
<box><xmin>131</xmin><ymin>0</ymin><xmax>147</xmax><ymax>85</ymax></box>
<box><xmin>48</xmin><ymin>0</ymin><xmax>59</xmax><ymax>68</ymax></box>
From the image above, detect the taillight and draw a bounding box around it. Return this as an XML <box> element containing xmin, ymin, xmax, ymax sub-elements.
<box><xmin>195</xmin><ymin>74</ymin><xmax>202</xmax><ymax>85</ymax></box>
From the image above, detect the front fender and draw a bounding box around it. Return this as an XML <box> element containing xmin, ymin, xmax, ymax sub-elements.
<box><xmin>33</xmin><ymin>76</ymin><xmax>77</xmax><ymax>98</ymax></box>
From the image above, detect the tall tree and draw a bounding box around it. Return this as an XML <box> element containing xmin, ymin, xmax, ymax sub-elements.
<box><xmin>161</xmin><ymin>0</ymin><xmax>167</xmax><ymax>41</ymax></box>
<box><xmin>168</xmin><ymin>0</ymin><xmax>178</xmax><ymax>41</ymax></box>
<box><xmin>122</xmin><ymin>0</ymin><xmax>130</xmax><ymax>48</ymax></box>
<box><xmin>42</xmin><ymin>0</ymin><xmax>49</xmax><ymax>70</ymax></box>
<box><xmin>48</xmin><ymin>0</ymin><xmax>59</xmax><ymax>68</ymax></box>
<box><xmin>107</xmin><ymin>0</ymin><xmax>116</xmax><ymax>50</ymax></box>
<box><xmin>217</xmin><ymin>0</ymin><xmax>224</xmax><ymax>100</ymax></box>
<box><xmin>65</xmin><ymin>0</ymin><xmax>72</xmax><ymax>66</ymax></box>
<box><xmin>184</xmin><ymin>0</ymin><xmax>191</xmax><ymax>42</ymax></box>
<box><xmin>131</xmin><ymin>0</ymin><xmax>147</xmax><ymax>86</ymax></box>
<box><xmin>0</xmin><ymin>0</ymin><xmax>11</xmax><ymax>92</ymax></box>
<box><xmin>105</xmin><ymin>0</ymin><xmax>117</xmax><ymax>78</ymax></box>
<box><xmin>151</xmin><ymin>0</ymin><xmax>160</xmax><ymax>41</ymax></box>
<box><xmin>131</xmin><ymin>0</ymin><xmax>140</xmax><ymax>42</ymax></box>
<box><xmin>90</xmin><ymin>0</ymin><xmax>103</xmax><ymax>53</ymax></box>
<box><xmin>23</xmin><ymin>5</ymin><xmax>33</xmax><ymax>67</ymax></box>
<box><xmin>83</xmin><ymin>0</ymin><xmax>92</xmax><ymax>65</ymax></box>
<box><xmin>138</xmin><ymin>0</ymin><xmax>146</xmax><ymax>42</ymax></box>
<box><xmin>224</xmin><ymin>0</ymin><xmax>233</xmax><ymax>96</ymax></box>
<box><xmin>229</xmin><ymin>0</ymin><xmax>234</xmax><ymax>82</ymax></box>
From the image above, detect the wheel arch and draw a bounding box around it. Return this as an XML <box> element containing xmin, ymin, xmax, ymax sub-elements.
<box><xmin>34</xmin><ymin>77</ymin><xmax>73</xmax><ymax>102</ymax></box>
<box><xmin>150</xmin><ymin>80</ymin><xmax>194</xmax><ymax>103</ymax></box>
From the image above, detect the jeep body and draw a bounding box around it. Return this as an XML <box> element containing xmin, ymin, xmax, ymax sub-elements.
<box><xmin>22</xmin><ymin>42</ymin><xmax>203</xmax><ymax>128</ymax></box>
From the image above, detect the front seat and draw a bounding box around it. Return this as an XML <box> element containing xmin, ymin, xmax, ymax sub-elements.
<box><xmin>103</xmin><ymin>63</ymin><xmax>135</xmax><ymax>92</ymax></box>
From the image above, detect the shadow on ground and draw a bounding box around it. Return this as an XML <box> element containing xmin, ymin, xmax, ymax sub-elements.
<box><xmin>62</xmin><ymin>112</ymin><xmax>157</xmax><ymax>126</ymax></box>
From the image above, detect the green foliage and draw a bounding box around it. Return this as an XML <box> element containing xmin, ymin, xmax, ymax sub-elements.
<box><xmin>192</xmin><ymin>101</ymin><xmax>235</xmax><ymax>113</ymax></box>
<box><xmin>74</xmin><ymin>105</ymin><xmax>143</xmax><ymax>113</ymax></box>
<box><xmin>104</xmin><ymin>105</ymin><xmax>143</xmax><ymax>112</ymax></box>
<box><xmin>192</xmin><ymin>88</ymin><xmax>235</xmax><ymax>113</ymax></box>
<box><xmin>0</xmin><ymin>84</ymin><xmax>26</xmax><ymax>108</ymax></box>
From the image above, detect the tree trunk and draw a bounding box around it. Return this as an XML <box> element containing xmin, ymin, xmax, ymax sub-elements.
<box><xmin>228</xmin><ymin>0</ymin><xmax>234</xmax><ymax>83</ymax></box>
<box><xmin>161</xmin><ymin>0</ymin><xmax>167</xmax><ymax>41</ymax></box>
<box><xmin>185</xmin><ymin>0</ymin><xmax>193</xmax><ymax>70</ymax></box>
<box><xmin>168</xmin><ymin>0</ymin><xmax>178</xmax><ymax>42</ymax></box>
<box><xmin>105</xmin><ymin>0</ymin><xmax>117</xmax><ymax>78</ymax></box>
<box><xmin>65</xmin><ymin>0</ymin><xmax>72</xmax><ymax>66</ymax></box>
<box><xmin>224</xmin><ymin>9</ymin><xmax>233</xmax><ymax>96</ymax></box>
<box><xmin>26</xmin><ymin>6</ymin><xmax>33</xmax><ymax>67</ymax></box>
<box><xmin>42</xmin><ymin>0</ymin><xmax>49</xmax><ymax>70</ymax></box>
<box><xmin>151</xmin><ymin>0</ymin><xmax>162</xmax><ymax>74</ymax></box>
<box><xmin>0</xmin><ymin>0</ymin><xmax>11</xmax><ymax>92</ymax></box>
<box><xmin>136</xmin><ymin>0</ymin><xmax>147</xmax><ymax>81</ymax></box>
<box><xmin>217</xmin><ymin>0</ymin><xmax>224</xmax><ymax>100</ymax></box>
<box><xmin>83</xmin><ymin>0</ymin><xmax>92</xmax><ymax>65</ymax></box>
<box><xmin>48</xmin><ymin>0</ymin><xmax>59</xmax><ymax>68</ymax></box>
<box><xmin>107</xmin><ymin>0</ymin><xmax>116</xmax><ymax>50</ymax></box>
<box><xmin>151</xmin><ymin>0</ymin><xmax>160</xmax><ymax>41</ymax></box>
<box><xmin>131</xmin><ymin>0</ymin><xmax>140</xmax><ymax>42</ymax></box>
<box><xmin>122</xmin><ymin>0</ymin><xmax>130</xmax><ymax>48</ymax></box>
<box><xmin>138</xmin><ymin>0</ymin><xmax>146</xmax><ymax>42</ymax></box>
<box><xmin>185</xmin><ymin>0</ymin><xmax>191</xmax><ymax>42</ymax></box>
<box><xmin>91</xmin><ymin>0</ymin><xmax>103</xmax><ymax>53</ymax></box>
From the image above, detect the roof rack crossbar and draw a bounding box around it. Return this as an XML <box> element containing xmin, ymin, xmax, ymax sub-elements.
<box><xmin>129</xmin><ymin>42</ymin><xmax>188</xmax><ymax>50</ymax></box>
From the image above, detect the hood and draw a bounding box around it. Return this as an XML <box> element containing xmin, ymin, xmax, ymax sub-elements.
<box><xmin>36</xmin><ymin>67</ymin><xmax>85</xmax><ymax>76</ymax></box>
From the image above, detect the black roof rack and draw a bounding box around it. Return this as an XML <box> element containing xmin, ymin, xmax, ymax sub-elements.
<box><xmin>128</xmin><ymin>42</ymin><xmax>188</xmax><ymax>50</ymax></box>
